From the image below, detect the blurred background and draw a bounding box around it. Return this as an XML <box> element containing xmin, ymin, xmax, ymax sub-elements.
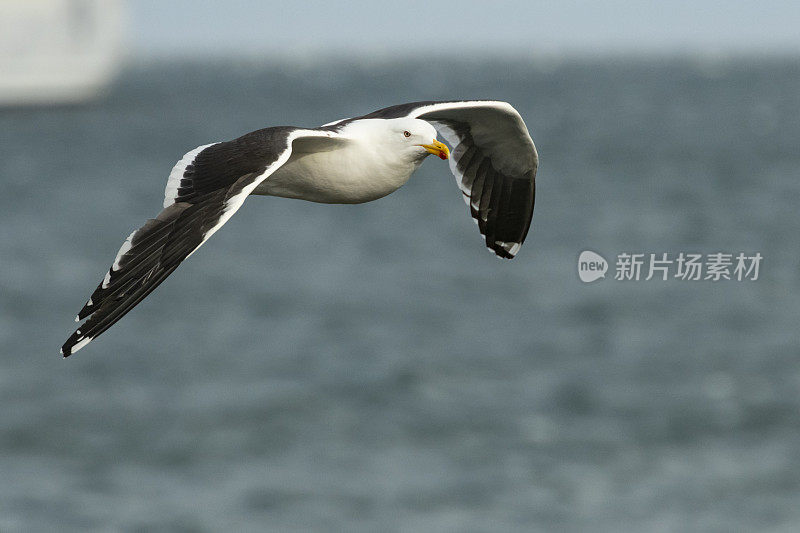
<box><xmin>1</xmin><ymin>1</ymin><xmax>799</xmax><ymax>531</ymax></box>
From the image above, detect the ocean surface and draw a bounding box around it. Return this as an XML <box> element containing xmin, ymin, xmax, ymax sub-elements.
<box><xmin>1</xmin><ymin>57</ymin><xmax>799</xmax><ymax>532</ymax></box>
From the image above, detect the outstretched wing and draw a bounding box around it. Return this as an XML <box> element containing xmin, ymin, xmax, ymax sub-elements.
<box><xmin>62</xmin><ymin>127</ymin><xmax>338</xmax><ymax>357</ymax></box>
<box><xmin>360</xmin><ymin>100</ymin><xmax>538</xmax><ymax>259</ymax></box>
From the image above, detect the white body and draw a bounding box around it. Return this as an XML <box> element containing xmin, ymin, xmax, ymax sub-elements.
<box><xmin>252</xmin><ymin>118</ymin><xmax>435</xmax><ymax>204</ymax></box>
<box><xmin>253</xmin><ymin>139</ymin><xmax>423</xmax><ymax>203</ymax></box>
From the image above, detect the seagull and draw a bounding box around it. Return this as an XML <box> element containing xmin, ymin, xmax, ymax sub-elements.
<box><xmin>61</xmin><ymin>100</ymin><xmax>538</xmax><ymax>357</ymax></box>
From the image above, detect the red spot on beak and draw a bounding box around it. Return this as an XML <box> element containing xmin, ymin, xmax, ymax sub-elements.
<box><xmin>438</xmin><ymin>152</ymin><xmax>447</xmax><ymax>160</ymax></box>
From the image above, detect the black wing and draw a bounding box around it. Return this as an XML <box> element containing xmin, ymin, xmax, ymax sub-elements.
<box><xmin>62</xmin><ymin>127</ymin><xmax>333</xmax><ymax>357</ymax></box>
<box><xmin>359</xmin><ymin>100</ymin><xmax>538</xmax><ymax>259</ymax></box>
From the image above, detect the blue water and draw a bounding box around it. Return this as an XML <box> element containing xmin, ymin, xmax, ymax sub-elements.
<box><xmin>1</xmin><ymin>57</ymin><xmax>799</xmax><ymax>531</ymax></box>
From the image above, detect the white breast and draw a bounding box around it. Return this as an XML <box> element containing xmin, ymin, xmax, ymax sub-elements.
<box><xmin>252</xmin><ymin>139</ymin><xmax>420</xmax><ymax>204</ymax></box>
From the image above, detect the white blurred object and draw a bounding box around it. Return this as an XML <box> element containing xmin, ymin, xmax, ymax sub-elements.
<box><xmin>0</xmin><ymin>0</ymin><xmax>124</xmax><ymax>105</ymax></box>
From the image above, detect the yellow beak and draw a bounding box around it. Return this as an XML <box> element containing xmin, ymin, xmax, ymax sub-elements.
<box><xmin>419</xmin><ymin>139</ymin><xmax>450</xmax><ymax>160</ymax></box>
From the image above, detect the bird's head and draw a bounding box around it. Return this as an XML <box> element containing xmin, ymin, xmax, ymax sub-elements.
<box><xmin>343</xmin><ymin>117</ymin><xmax>450</xmax><ymax>164</ymax></box>
<box><xmin>387</xmin><ymin>118</ymin><xmax>450</xmax><ymax>161</ymax></box>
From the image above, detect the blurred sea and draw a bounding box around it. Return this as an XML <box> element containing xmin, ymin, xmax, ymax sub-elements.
<box><xmin>1</xmin><ymin>57</ymin><xmax>799</xmax><ymax>532</ymax></box>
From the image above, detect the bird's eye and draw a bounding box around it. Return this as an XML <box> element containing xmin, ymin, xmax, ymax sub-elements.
<box><xmin>403</xmin><ymin>130</ymin><xmax>411</xmax><ymax>137</ymax></box>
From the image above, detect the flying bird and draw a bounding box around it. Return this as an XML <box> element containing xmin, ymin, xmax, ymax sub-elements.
<box><xmin>61</xmin><ymin>100</ymin><xmax>539</xmax><ymax>357</ymax></box>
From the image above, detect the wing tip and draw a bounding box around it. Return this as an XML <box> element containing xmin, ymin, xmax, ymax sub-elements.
<box><xmin>75</xmin><ymin>300</ymin><xmax>94</xmax><ymax>322</ymax></box>
<box><xmin>61</xmin><ymin>330</ymin><xmax>94</xmax><ymax>358</ymax></box>
<box><xmin>489</xmin><ymin>240</ymin><xmax>521</xmax><ymax>259</ymax></box>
